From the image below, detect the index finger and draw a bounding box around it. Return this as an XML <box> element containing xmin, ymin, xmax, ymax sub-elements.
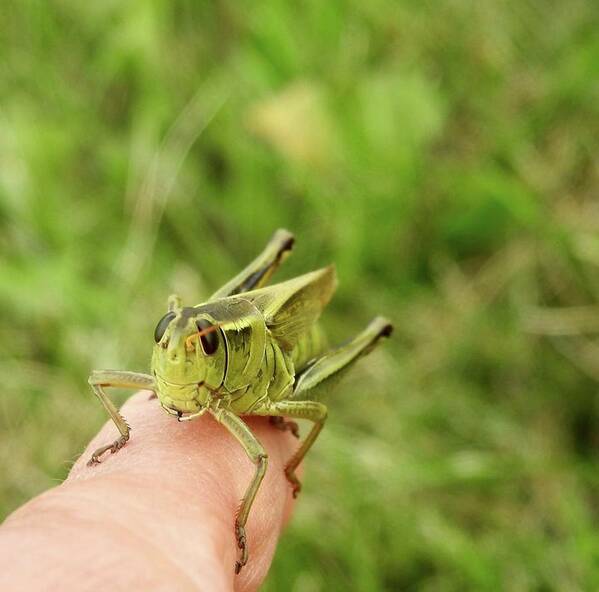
<box><xmin>2</xmin><ymin>391</ymin><xmax>299</xmax><ymax>592</ymax></box>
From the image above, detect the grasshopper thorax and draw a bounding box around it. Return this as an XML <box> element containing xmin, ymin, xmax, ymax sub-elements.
<box><xmin>150</xmin><ymin>301</ymin><xmax>226</xmax><ymax>414</ymax></box>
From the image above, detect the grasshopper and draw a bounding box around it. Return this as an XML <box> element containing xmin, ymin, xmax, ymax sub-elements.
<box><xmin>86</xmin><ymin>229</ymin><xmax>392</xmax><ymax>573</ymax></box>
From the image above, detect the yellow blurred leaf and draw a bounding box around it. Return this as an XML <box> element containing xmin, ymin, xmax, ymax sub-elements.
<box><xmin>246</xmin><ymin>81</ymin><xmax>334</xmax><ymax>167</ymax></box>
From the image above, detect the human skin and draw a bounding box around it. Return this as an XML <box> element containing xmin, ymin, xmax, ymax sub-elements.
<box><xmin>0</xmin><ymin>391</ymin><xmax>298</xmax><ymax>592</ymax></box>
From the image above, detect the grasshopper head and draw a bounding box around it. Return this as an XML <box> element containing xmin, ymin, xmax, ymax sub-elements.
<box><xmin>150</xmin><ymin>295</ymin><xmax>226</xmax><ymax>415</ymax></box>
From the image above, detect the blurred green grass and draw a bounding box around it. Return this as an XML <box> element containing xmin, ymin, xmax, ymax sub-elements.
<box><xmin>1</xmin><ymin>1</ymin><xmax>599</xmax><ymax>589</ymax></box>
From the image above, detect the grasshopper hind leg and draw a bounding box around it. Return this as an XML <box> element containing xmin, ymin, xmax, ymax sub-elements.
<box><xmin>292</xmin><ymin>316</ymin><xmax>393</xmax><ymax>399</ymax></box>
<box><xmin>209</xmin><ymin>228</ymin><xmax>294</xmax><ymax>299</ymax></box>
<box><xmin>269</xmin><ymin>416</ymin><xmax>300</xmax><ymax>438</ymax></box>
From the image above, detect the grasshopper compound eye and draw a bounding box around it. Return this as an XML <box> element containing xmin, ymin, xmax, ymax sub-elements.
<box><xmin>154</xmin><ymin>311</ymin><xmax>176</xmax><ymax>343</ymax></box>
<box><xmin>195</xmin><ymin>319</ymin><xmax>219</xmax><ymax>355</ymax></box>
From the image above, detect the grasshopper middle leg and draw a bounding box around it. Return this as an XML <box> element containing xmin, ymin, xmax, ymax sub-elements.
<box><xmin>87</xmin><ymin>370</ymin><xmax>155</xmax><ymax>466</ymax></box>
<box><xmin>255</xmin><ymin>316</ymin><xmax>393</xmax><ymax>495</ymax></box>
<box><xmin>253</xmin><ymin>400</ymin><xmax>328</xmax><ymax>498</ymax></box>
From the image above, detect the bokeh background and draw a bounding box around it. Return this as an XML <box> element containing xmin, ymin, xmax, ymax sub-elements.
<box><xmin>2</xmin><ymin>1</ymin><xmax>598</xmax><ymax>590</ymax></box>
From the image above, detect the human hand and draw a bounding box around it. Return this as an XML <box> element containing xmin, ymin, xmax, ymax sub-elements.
<box><xmin>0</xmin><ymin>391</ymin><xmax>298</xmax><ymax>591</ymax></box>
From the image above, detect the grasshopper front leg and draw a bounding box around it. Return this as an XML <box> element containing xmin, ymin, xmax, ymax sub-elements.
<box><xmin>87</xmin><ymin>370</ymin><xmax>155</xmax><ymax>466</ymax></box>
<box><xmin>210</xmin><ymin>407</ymin><xmax>268</xmax><ymax>574</ymax></box>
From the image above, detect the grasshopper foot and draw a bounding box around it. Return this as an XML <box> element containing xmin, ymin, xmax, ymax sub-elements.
<box><xmin>86</xmin><ymin>435</ymin><xmax>129</xmax><ymax>467</ymax></box>
<box><xmin>269</xmin><ymin>416</ymin><xmax>300</xmax><ymax>439</ymax></box>
<box><xmin>234</xmin><ymin>521</ymin><xmax>248</xmax><ymax>574</ymax></box>
<box><xmin>284</xmin><ymin>467</ymin><xmax>302</xmax><ymax>498</ymax></box>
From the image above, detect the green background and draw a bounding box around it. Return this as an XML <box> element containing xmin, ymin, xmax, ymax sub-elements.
<box><xmin>1</xmin><ymin>1</ymin><xmax>598</xmax><ymax>589</ymax></box>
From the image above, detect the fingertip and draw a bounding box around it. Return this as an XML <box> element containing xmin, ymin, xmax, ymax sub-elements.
<box><xmin>67</xmin><ymin>391</ymin><xmax>302</xmax><ymax>589</ymax></box>
<box><xmin>121</xmin><ymin>389</ymin><xmax>156</xmax><ymax>411</ymax></box>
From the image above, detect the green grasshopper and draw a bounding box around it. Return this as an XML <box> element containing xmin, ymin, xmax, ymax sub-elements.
<box><xmin>86</xmin><ymin>229</ymin><xmax>392</xmax><ymax>573</ymax></box>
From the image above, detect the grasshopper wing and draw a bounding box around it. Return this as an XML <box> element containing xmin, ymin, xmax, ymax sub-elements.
<box><xmin>243</xmin><ymin>265</ymin><xmax>337</xmax><ymax>351</ymax></box>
